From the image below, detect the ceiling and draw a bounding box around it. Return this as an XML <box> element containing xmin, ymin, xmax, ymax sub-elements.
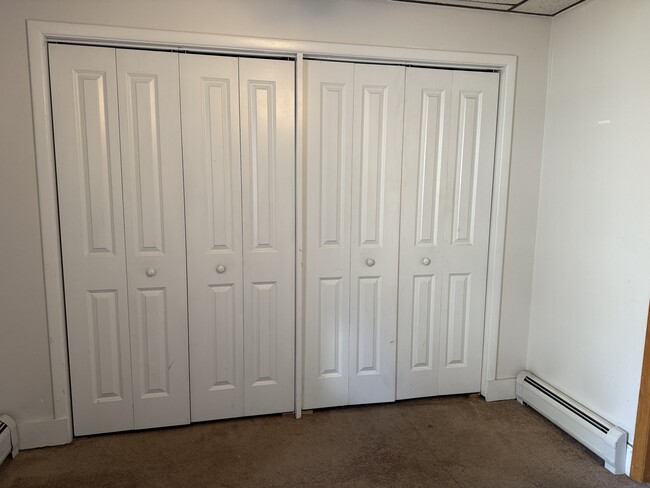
<box><xmin>392</xmin><ymin>0</ymin><xmax>587</xmax><ymax>16</ymax></box>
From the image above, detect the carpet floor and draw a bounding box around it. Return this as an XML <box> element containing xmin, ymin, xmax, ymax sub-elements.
<box><xmin>0</xmin><ymin>396</ymin><xmax>642</xmax><ymax>488</ymax></box>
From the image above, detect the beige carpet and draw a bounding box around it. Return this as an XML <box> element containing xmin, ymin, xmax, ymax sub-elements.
<box><xmin>0</xmin><ymin>396</ymin><xmax>641</xmax><ymax>487</ymax></box>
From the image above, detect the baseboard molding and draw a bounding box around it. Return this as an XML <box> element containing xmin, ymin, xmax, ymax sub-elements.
<box><xmin>625</xmin><ymin>443</ymin><xmax>632</xmax><ymax>477</ymax></box>
<box><xmin>18</xmin><ymin>417</ymin><xmax>72</xmax><ymax>450</ymax></box>
<box><xmin>485</xmin><ymin>378</ymin><xmax>516</xmax><ymax>402</ymax></box>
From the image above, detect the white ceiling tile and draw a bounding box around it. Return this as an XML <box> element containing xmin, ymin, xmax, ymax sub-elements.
<box><xmin>513</xmin><ymin>0</ymin><xmax>580</xmax><ymax>15</ymax></box>
<box><xmin>403</xmin><ymin>0</ymin><xmax>516</xmax><ymax>3</ymax></box>
<box><xmin>457</xmin><ymin>0</ymin><xmax>517</xmax><ymax>4</ymax></box>
<box><xmin>415</xmin><ymin>0</ymin><xmax>512</xmax><ymax>10</ymax></box>
<box><xmin>393</xmin><ymin>0</ymin><xmax>584</xmax><ymax>16</ymax></box>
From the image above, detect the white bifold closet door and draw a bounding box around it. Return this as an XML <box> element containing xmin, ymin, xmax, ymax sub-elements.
<box><xmin>50</xmin><ymin>44</ymin><xmax>190</xmax><ymax>435</ymax></box>
<box><xmin>239</xmin><ymin>58</ymin><xmax>296</xmax><ymax>416</ymax></box>
<box><xmin>180</xmin><ymin>54</ymin><xmax>244</xmax><ymax>421</ymax></box>
<box><xmin>181</xmin><ymin>54</ymin><xmax>295</xmax><ymax>421</ymax></box>
<box><xmin>303</xmin><ymin>60</ymin><xmax>499</xmax><ymax>410</ymax></box>
<box><xmin>303</xmin><ymin>60</ymin><xmax>405</xmax><ymax>409</ymax></box>
<box><xmin>50</xmin><ymin>44</ymin><xmax>133</xmax><ymax>435</ymax></box>
<box><xmin>303</xmin><ymin>60</ymin><xmax>353</xmax><ymax>409</ymax></box>
<box><xmin>116</xmin><ymin>49</ymin><xmax>190</xmax><ymax>429</ymax></box>
<box><xmin>349</xmin><ymin>64</ymin><xmax>404</xmax><ymax>405</ymax></box>
<box><xmin>396</xmin><ymin>67</ymin><xmax>499</xmax><ymax>400</ymax></box>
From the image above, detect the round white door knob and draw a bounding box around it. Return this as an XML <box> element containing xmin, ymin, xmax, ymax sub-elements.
<box><xmin>146</xmin><ymin>268</ymin><xmax>157</xmax><ymax>277</ymax></box>
<box><xmin>216</xmin><ymin>264</ymin><xmax>227</xmax><ymax>274</ymax></box>
<box><xmin>366</xmin><ymin>258</ymin><xmax>376</xmax><ymax>267</ymax></box>
<box><xmin>422</xmin><ymin>257</ymin><xmax>431</xmax><ymax>266</ymax></box>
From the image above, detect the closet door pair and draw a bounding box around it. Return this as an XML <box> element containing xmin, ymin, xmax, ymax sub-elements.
<box><xmin>51</xmin><ymin>44</ymin><xmax>189</xmax><ymax>435</ymax></box>
<box><xmin>396</xmin><ymin>68</ymin><xmax>498</xmax><ymax>400</ymax></box>
<box><xmin>303</xmin><ymin>61</ymin><xmax>405</xmax><ymax>409</ymax></box>
<box><xmin>302</xmin><ymin>60</ymin><xmax>499</xmax><ymax>409</ymax></box>
<box><xmin>51</xmin><ymin>44</ymin><xmax>295</xmax><ymax>435</ymax></box>
<box><xmin>181</xmin><ymin>54</ymin><xmax>295</xmax><ymax>421</ymax></box>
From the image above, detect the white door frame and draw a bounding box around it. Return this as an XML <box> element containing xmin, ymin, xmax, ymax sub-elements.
<box><xmin>27</xmin><ymin>19</ymin><xmax>517</xmax><ymax>446</ymax></box>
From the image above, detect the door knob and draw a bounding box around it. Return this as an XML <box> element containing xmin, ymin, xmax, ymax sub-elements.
<box><xmin>216</xmin><ymin>264</ymin><xmax>227</xmax><ymax>274</ymax></box>
<box><xmin>365</xmin><ymin>258</ymin><xmax>376</xmax><ymax>267</ymax></box>
<box><xmin>146</xmin><ymin>268</ymin><xmax>157</xmax><ymax>277</ymax></box>
<box><xmin>422</xmin><ymin>257</ymin><xmax>431</xmax><ymax>266</ymax></box>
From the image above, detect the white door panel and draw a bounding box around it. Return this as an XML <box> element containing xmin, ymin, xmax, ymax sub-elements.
<box><xmin>397</xmin><ymin>68</ymin><xmax>499</xmax><ymax>399</ymax></box>
<box><xmin>396</xmin><ymin>67</ymin><xmax>453</xmax><ymax>400</ymax></box>
<box><xmin>303</xmin><ymin>60</ymin><xmax>354</xmax><ymax>409</ymax></box>
<box><xmin>116</xmin><ymin>49</ymin><xmax>190</xmax><ymax>429</ymax></box>
<box><xmin>180</xmin><ymin>54</ymin><xmax>245</xmax><ymax>421</ymax></box>
<box><xmin>50</xmin><ymin>44</ymin><xmax>135</xmax><ymax>436</ymax></box>
<box><xmin>349</xmin><ymin>64</ymin><xmax>405</xmax><ymax>405</ymax></box>
<box><xmin>438</xmin><ymin>71</ymin><xmax>499</xmax><ymax>395</ymax></box>
<box><xmin>239</xmin><ymin>58</ymin><xmax>295</xmax><ymax>416</ymax></box>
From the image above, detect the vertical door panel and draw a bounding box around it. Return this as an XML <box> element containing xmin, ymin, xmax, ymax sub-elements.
<box><xmin>136</xmin><ymin>288</ymin><xmax>170</xmax><ymax>396</ymax></box>
<box><xmin>240</xmin><ymin>58</ymin><xmax>295</xmax><ymax>416</ymax></box>
<box><xmin>396</xmin><ymin>67</ymin><xmax>452</xmax><ymax>400</ymax></box>
<box><xmin>349</xmin><ymin>64</ymin><xmax>405</xmax><ymax>405</ymax></box>
<box><xmin>180</xmin><ymin>54</ymin><xmax>244</xmax><ymax>421</ymax></box>
<box><xmin>444</xmin><ymin>273</ymin><xmax>471</xmax><ymax>367</ymax></box>
<box><xmin>303</xmin><ymin>60</ymin><xmax>354</xmax><ymax>409</ymax></box>
<box><xmin>438</xmin><ymin>71</ymin><xmax>499</xmax><ymax>395</ymax></box>
<box><xmin>117</xmin><ymin>49</ymin><xmax>190</xmax><ymax>429</ymax></box>
<box><xmin>49</xmin><ymin>44</ymin><xmax>134</xmax><ymax>435</ymax></box>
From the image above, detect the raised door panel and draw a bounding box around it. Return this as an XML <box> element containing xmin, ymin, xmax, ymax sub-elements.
<box><xmin>116</xmin><ymin>49</ymin><xmax>190</xmax><ymax>429</ymax></box>
<box><xmin>396</xmin><ymin>67</ymin><xmax>452</xmax><ymax>400</ymax></box>
<box><xmin>438</xmin><ymin>70</ymin><xmax>499</xmax><ymax>395</ymax></box>
<box><xmin>239</xmin><ymin>58</ymin><xmax>295</xmax><ymax>416</ymax></box>
<box><xmin>303</xmin><ymin>60</ymin><xmax>354</xmax><ymax>409</ymax></box>
<box><xmin>49</xmin><ymin>44</ymin><xmax>134</xmax><ymax>435</ymax></box>
<box><xmin>136</xmin><ymin>288</ymin><xmax>170</xmax><ymax>396</ymax></box>
<box><xmin>444</xmin><ymin>274</ymin><xmax>471</xmax><ymax>368</ymax></box>
<box><xmin>349</xmin><ymin>63</ymin><xmax>404</xmax><ymax>405</ymax></box>
<box><xmin>180</xmin><ymin>54</ymin><xmax>244</xmax><ymax>421</ymax></box>
<box><xmin>86</xmin><ymin>291</ymin><xmax>124</xmax><ymax>401</ymax></box>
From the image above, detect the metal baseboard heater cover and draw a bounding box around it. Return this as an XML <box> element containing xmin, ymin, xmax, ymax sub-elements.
<box><xmin>516</xmin><ymin>371</ymin><xmax>627</xmax><ymax>475</ymax></box>
<box><xmin>0</xmin><ymin>415</ymin><xmax>19</xmax><ymax>465</ymax></box>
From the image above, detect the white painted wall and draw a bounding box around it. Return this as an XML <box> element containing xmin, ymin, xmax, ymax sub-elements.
<box><xmin>0</xmin><ymin>0</ymin><xmax>550</xmax><ymax>442</ymax></box>
<box><xmin>528</xmin><ymin>0</ymin><xmax>650</xmax><ymax>443</ymax></box>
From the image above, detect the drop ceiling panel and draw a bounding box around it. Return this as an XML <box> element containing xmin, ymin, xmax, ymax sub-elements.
<box><xmin>423</xmin><ymin>0</ymin><xmax>511</xmax><ymax>9</ymax></box>
<box><xmin>513</xmin><ymin>0</ymin><xmax>579</xmax><ymax>15</ymax></box>
<box><xmin>392</xmin><ymin>0</ymin><xmax>586</xmax><ymax>16</ymax></box>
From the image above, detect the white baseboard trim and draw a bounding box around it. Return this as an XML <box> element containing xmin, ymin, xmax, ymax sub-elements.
<box><xmin>18</xmin><ymin>417</ymin><xmax>72</xmax><ymax>450</ymax></box>
<box><xmin>625</xmin><ymin>443</ymin><xmax>632</xmax><ymax>477</ymax></box>
<box><xmin>484</xmin><ymin>378</ymin><xmax>516</xmax><ymax>401</ymax></box>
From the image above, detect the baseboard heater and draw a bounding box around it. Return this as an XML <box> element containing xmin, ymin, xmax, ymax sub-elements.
<box><xmin>0</xmin><ymin>415</ymin><xmax>19</xmax><ymax>465</ymax></box>
<box><xmin>516</xmin><ymin>371</ymin><xmax>627</xmax><ymax>474</ymax></box>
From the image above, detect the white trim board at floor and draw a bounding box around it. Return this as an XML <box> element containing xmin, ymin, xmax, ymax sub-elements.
<box><xmin>27</xmin><ymin>19</ymin><xmax>518</xmax><ymax>447</ymax></box>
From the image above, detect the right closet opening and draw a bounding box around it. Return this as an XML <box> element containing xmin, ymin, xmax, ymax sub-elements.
<box><xmin>302</xmin><ymin>60</ymin><xmax>499</xmax><ymax>409</ymax></box>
